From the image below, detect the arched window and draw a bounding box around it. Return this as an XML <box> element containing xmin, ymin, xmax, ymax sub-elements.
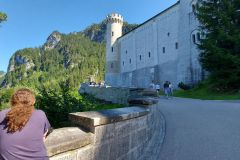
<box><xmin>112</xmin><ymin>32</ymin><xmax>114</xmax><ymax>36</ymax></box>
<box><xmin>140</xmin><ymin>55</ymin><xmax>142</xmax><ymax>61</ymax></box>
<box><xmin>129</xmin><ymin>58</ymin><xmax>131</xmax><ymax>64</ymax></box>
<box><xmin>148</xmin><ymin>52</ymin><xmax>151</xmax><ymax>58</ymax></box>
<box><xmin>122</xmin><ymin>61</ymin><xmax>124</xmax><ymax>66</ymax></box>
<box><xmin>112</xmin><ymin>47</ymin><xmax>114</xmax><ymax>52</ymax></box>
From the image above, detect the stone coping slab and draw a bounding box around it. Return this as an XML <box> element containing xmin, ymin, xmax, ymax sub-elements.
<box><xmin>128</xmin><ymin>97</ymin><xmax>159</xmax><ymax>106</ymax></box>
<box><xmin>69</xmin><ymin>107</ymin><xmax>149</xmax><ymax>132</ymax></box>
<box><xmin>45</xmin><ymin>127</ymin><xmax>93</xmax><ymax>157</ymax></box>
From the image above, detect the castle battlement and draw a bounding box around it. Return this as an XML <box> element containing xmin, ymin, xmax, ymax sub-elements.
<box><xmin>106</xmin><ymin>13</ymin><xmax>123</xmax><ymax>24</ymax></box>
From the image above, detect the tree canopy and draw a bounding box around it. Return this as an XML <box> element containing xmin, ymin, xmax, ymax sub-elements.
<box><xmin>197</xmin><ymin>0</ymin><xmax>240</xmax><ymax>92</ymax></box>
<box><xmin>0</xmin><ymin>12</ymin><xmax>7</xmax><ymax>23</ymax></box>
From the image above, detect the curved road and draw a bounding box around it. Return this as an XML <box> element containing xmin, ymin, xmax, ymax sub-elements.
<box><xmin>158</xmin><ymin>97</ymin><xmax>240</xmax><ymax>160</ymax></box>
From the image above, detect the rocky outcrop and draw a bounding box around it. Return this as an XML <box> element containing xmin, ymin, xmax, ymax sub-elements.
<box><xmin>44</xmin><ymin>31</ymin><xmax>61</xmax><ymax>50</ymax></box>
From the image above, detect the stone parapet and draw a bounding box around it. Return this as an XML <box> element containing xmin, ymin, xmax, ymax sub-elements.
<box><xmin>46</xmin><ymin>88</ymin><xmax>165</xmax><ymax>160</ymax></box>
<box><xmin>45</xmin><ymin>127</ymin><xmax>93</xmax><ymax>157</ymax></box>
<box><xmin>69</xmin><ymin>107</ymin><xmax>149</xmax><ymax>132</ymax></box>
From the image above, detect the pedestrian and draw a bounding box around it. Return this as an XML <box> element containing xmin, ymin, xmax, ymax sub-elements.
<box><xmin>0</xmin><ymin>88</ymin><xmax>51</xmax><ymax>160</ymax></box>
<box><xmin>155</xmin><ymin>83</ymin><xmax>160</xmax><ymax>94</ymax></box>
<box><xmin>163</xmin><ymin>81</ymin><xmax>169</xmax><ymax>99</ymax></box>
<box><xmin>169</xmin><ymin>82</ymin><xmax>174</xmax><ymax>98</ymax></box>
<box><xmin>149</xmin><ymin>81</ymin><xmax>155</xmax><ymax>90</ymax></box>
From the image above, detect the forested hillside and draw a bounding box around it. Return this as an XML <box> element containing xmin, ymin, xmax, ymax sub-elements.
<box><xmin>1</xmin><ymin>21</ymin><xmax>138</xmax><ymax>89</ymax></box>
<box><xmin>0</xmin><ymin>71</ymin><xmax>5</xmax><ymax>84</ymax></box>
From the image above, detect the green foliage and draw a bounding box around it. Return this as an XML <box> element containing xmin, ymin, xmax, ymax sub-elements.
<box><xmin>0</xmin><ymin>12</ymin><xmax>7</xmax><ymax>23</ymax></box>
<box><xmin>178</xmin><ymin>82</ymin><xmax>191</xmax><ymax>90</ymax></box>
<box><xmin>0</xmin><ymin>71</ymin><xmax>5</xmax><ymax>85</ymax></box>
<box><xmin>35</xmin><ymin>82</ymin><xmax>123</xmax><ymax>128</ymax></box>
<box><xmin>197</xmin><ymin>0</ymin><xmax>240</xmax><ymax>92</ymax></box>
<box><xmin>0</xmin><ymin>88</ymin><xmax>15</xmax><ymax>110</ymax></box>
<box><xmin>174</xmin><ymin>81</ymin><xmax>240</xmax><ymax>100</ymax></box>
<box><xmin>36</xmin><ymin>83</ymin><xmax>83</xmax><ymax>128</ymax></box>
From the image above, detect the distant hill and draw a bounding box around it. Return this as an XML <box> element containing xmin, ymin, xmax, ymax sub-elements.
<box><xmin>83</xmin><ymin>20</ymin><xmax>138</xmax><ymax>43</ymax></box>
<box><xmin>1</xmin><ymin>21</ymin><xmax>138</xmax><ymax>88</ymax></box>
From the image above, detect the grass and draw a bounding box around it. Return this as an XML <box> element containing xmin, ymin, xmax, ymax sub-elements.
<box><xmin>173</xmin><ymin>84</ymin><xmax>240</xmax><ymax>100</ymax></box>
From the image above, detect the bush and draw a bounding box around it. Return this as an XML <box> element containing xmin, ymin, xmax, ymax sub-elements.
<box><xmin>178</xmin><ymin>82</ymin><xmax>191</xmax><ymax>90</ymax></box>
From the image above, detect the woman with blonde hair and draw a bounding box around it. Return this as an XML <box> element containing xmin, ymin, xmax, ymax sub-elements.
<box><xmin>0</xmin><ymin>88</ymin><xmax>51</xmax><ymax>160</ymax></box>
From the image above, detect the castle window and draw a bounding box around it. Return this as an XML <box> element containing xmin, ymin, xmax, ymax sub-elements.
<box><xmin>139</xmin><ymin>55</ymin><xmax>142</xmax><ymax>61</ymax></box>
<box><xmin>192</xmin><ymin>34</ymin><xmax>196</xmax><ymax>43</ymax></box>
<box><xmin>175</xmin><ymin>43</ymin><xmax>178</xmax><ymax>49</ymax></box>
<box><xmin>126</xmin><ymin>50</ymin><xmax>127</xmax><ymax>54</ymax></box>
<box><xmin>112</xmin><ymin>32</ymin><xmax>114</xmax><ymax>36</ymax></box>
<box><xmin>111</xmin><ymin>63</ymin><xmax>114</xmax><ymax>68</ymax></box>
<box><xmin>167</xmin><ymin>32</ymin><xmax>170</xmax><ymax>37</ymax></box>
<box><xmin>112</xmin><ymin>47</ymin><xmax>114</xmax><ymax>52</ymax></box>
<box><xmin>163</xmin><ymin>47</ymin><xmax>166</xmax><ymax>53</ymax></box>
<box><xmin>123</xmin><ymin>61</ymin><xmax>124</xmax><ymax>66</ymax></box>
<box><xmin>129</xmin><ymin>58</ymin><xmax>131</xmax><ymax>64</ymax></box>
<box><xmin>197</xmin><ymin>32</ymin><xmax>201</xmax><ymax>41</ymax></box>
<box><xmin>149</xmin><ymin>52</ymin><xmax>151</xmax><ymax>57</ymax></box>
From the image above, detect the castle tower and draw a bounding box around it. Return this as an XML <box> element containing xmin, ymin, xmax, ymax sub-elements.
<box><xmin>105</xmin><ymin>13</ymin><xmax>123</xmax><ymax>86</ymax></box>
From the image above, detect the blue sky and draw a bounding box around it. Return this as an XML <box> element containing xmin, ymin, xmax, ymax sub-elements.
<box><xmin>0</xmin><ymin>0</ymin><xmax>177</xmax><ymax>72</ymax></box>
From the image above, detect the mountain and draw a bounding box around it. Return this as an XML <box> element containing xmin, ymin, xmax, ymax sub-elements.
<box><xmin>83</xmin><ymin>20</ymin><xmax>138</xmax><ymax>43</ymax></box>
<box><xmin>1</xmin><ymin>21</ymin><xmax>138</xmax><ymax>89</ymax></box>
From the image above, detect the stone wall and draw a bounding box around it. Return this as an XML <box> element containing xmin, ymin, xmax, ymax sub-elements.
<box><xmin>79</xmin><ymin>83</ymin><xmax>131</xmax><ymax>105</ymax></box>
<box><xmin>45</xmin><ymin>87</ymin><xmax>165</xmax><ymax>160</ymax></box>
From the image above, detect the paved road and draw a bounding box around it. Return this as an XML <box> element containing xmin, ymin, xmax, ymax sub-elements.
<box><xmin>158</xmin><ymin>97</ymin><xmax>240</xmax><ymax>160</ymax></box>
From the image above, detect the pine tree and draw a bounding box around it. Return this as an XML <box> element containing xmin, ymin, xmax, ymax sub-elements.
<box><xmin>197</xmin><ymin>0</ymin><xmax>240</xmax><ymax>91</ymax></box>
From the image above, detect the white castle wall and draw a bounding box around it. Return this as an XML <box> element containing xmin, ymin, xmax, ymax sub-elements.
<box><xmin>105</xmin><ymin>0</ymin><xmax>203</xmax><ymax>88</ymax></box>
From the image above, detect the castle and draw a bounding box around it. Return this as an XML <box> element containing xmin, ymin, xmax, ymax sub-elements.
<box><xmin>105</xmin><ymin>0</ymin><xmax>205</xmax><ymax>88</ymax></box>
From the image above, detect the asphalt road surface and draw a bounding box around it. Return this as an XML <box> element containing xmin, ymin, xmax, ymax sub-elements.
<box><xmin>158</xmin><ymin>97</ymin><xmax>240</xmax><ymax>160</ymax></box>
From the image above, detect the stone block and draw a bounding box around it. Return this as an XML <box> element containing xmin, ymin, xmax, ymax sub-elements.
<box><xmin>49</xmin><ymin>151</ymin><xmax>77</xmax><ymax>160</ymax></box>
<box><xmin>130</xmin><ymin>145</ymin><xmax>144</xmax><ymax>160</ymax></box>
<box><xmin>109</xmin><ymin>135</ymin><xmax>130</xmax><ymax>160</ymax></box>
<box><xmin>93</xmin><ymin>123</ymin><xmax>115</xmax><ymax>144</ymax></box>
<box><xmin>131</xmin><ymin>128</ymin><xmax>147</xmax><ymax>148</ymax></box>
<box><xmin>115</xmin><ymin>120</ymin><xmax>132</xmax><ymax>137</ymax></box>
<box><xmin>45</xmin><ymin>127</ymin><xmax>93</xmax><ymax>157</ymax></box>
<box><xmin>130</xmin><ymin>116</ymin><xmax>147</xmax><ymax>131</ymax></box>
<box><xmin>93</xmin><ymin>143</ymin><xmax>111</xmax><ymax>160</ymax></box>
<box><xmin>69</xmin><ymin>107</ymin><xmax>149</xmax><ymax>133</ymax></box>
<box><xmin>77</xmin><ymin>145</ymin><xmax>94</xmax><ymax>160</ymax></box>
<box><xmin>128</xmin><ymin>97</ymin><xmax>159</xmax><ymax>106</ymax></box>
